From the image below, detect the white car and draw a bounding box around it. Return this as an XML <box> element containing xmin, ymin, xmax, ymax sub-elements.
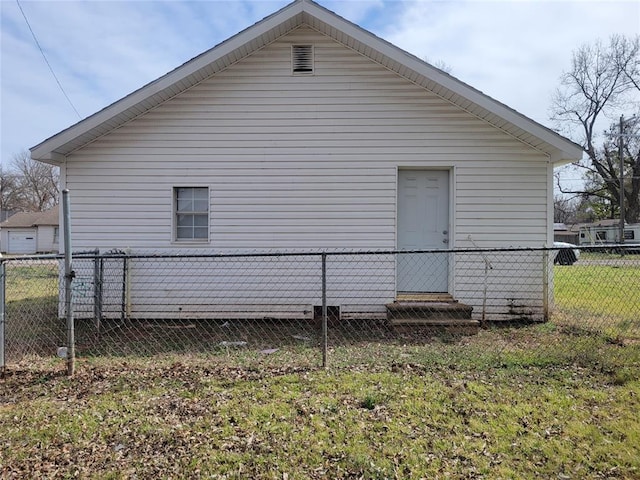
<box><xmin>553</xmin><ymin>241</ymin><xmax>580</xmax><ymax>265</ymax></box>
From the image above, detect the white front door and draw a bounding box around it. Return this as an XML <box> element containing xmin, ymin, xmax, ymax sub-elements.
<box><xmin>397</xmin><ymin>170</ymin><xmax>449</xmax><ymax>292</ymax></box>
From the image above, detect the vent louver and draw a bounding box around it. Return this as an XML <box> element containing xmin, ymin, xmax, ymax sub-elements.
<box><xmin>292</xmin><ymin>45</ymin><xmax>314</xmax><ymax>74</ymax></box>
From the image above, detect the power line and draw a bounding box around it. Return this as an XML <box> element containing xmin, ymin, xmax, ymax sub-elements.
<box><xmin>557</xmin><ymin>176</ymin><xmax>640</xmax><ymax>181</ymax></box>
<box><xmin>16</xmin><ymin>0</ymin><xmax>81</xmax><ymax>119</ymax></box>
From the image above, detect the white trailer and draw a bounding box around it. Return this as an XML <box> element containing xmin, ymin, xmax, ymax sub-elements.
<box><xmin>578</xmin><ymin>223</ymin><xmax>640</xmax><ymax>246</ymax></box>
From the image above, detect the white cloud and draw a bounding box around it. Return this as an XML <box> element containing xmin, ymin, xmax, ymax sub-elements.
<box><xmin>381</xmin><ymin>0</ymin><xmax>640</xmax><ymax>127</ymax></box>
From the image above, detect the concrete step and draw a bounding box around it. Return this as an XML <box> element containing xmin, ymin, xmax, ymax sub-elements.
<box><xmin>386</xmin><ymin>300</ymin><xmax>477</xmax><ymax>335</ymax></box>
<box><xmin>386</xmin><ymin>301</ymin><xmax>473</xmax><ymax>321</ymax></box>
<box><xmin>390</xmin><ymin>317</ymin><xmax>477</xmax><ymax>326</ymax></box>
<box><xmin>396</xmin><ymin>292</ymin><xmax>455</xmax><ymax>302</ymax></box>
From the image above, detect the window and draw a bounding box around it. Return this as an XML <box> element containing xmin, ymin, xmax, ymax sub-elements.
<box><xmin>174</xmin><ymin>187</ymin><xmax>209</xmax><ymax>241</ymax></box>
<box><xmin>596</xmin><ymin>230</ymin><xmax>607</xmax><ymax>241</ymax></box>
<box><xmin>53</xmin><ymin>227</ymin><xmax>59</xmax><ymax>244</ymax></box>
<box><xmin>624</xmin><ymin>230</ymin><xmax>635</xmax><ymax>240</ymax></box>
<box><xmin>292</xmin><ymin>45</ymin><xmax>314</xmax><ymax>74</ymax></box>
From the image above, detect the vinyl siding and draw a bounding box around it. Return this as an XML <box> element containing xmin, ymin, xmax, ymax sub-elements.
<box><xmin>36</xmin><ymin>225</ymin><xmax>57</xmax><ymax>253</ymax></box>
<box><xmin>64</xmin><ymin>27</ymin><xmax>550</xmax><ymax>320</ymax></box>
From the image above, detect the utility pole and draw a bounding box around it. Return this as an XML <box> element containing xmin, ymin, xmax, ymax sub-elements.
<box><xmin>610</xmin><ymin>115</ymin><xmax>640</xmax><ymax>248</ymax></box>
<box><xmin>619</xmin><ymin>115</ymin><xmax>625</xmax><ymax>246</ymax></box>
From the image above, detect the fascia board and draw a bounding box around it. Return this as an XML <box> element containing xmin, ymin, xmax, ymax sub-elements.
<box><xmin>29</xmin><ymin>151</ymin><xmax>65</xmax><ymax>166</ymax></box>
<box><xmin>550</xmin><ymin>148</ymin><xmax>585</xmax><ymax>165</ymax></box>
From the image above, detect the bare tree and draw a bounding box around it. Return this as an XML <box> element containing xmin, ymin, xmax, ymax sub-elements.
<box><xmin>551</xmin><ymin>34</ymin><xmax>640</xmax><ymax>223</ymax></box>
<box><xmin>553</xmin><ymin>195</ymin><xmax>572</xmax><ymax>223</ymax></box>
<box><xmin>423</xmin><ymin>57</ymin><xmax>453</xmax><ymax>74</ymax></box>
<box><xmin>1</xmin><ymin>151</ymin><xmax>59</xmax><ymax>214</ymax></box>
<box><xmin>11</xmin><ymin>151</ymin><xmax>60</xmax><ymax>211</ymax></box>
<box><xmin>0</xmin><ymin>164</ymin><xmax>25</xmax><ymax>219</ymax></box>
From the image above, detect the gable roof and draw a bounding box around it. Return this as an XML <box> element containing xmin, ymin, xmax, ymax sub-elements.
<box><xmin>0</xmin><ymin>208</ymin><xmax>59</xmax><ymax>228</ymax></box>
<box><xmin>30</xmin><ymin>0</ymin><xmax>583</xmax><ymax>165</ymax></box>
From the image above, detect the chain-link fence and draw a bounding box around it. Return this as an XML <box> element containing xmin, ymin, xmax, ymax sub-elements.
<box><xmin>1</xmin><ymin>246</ymin><xmax>639</xmax><ymax>372</ymax></box>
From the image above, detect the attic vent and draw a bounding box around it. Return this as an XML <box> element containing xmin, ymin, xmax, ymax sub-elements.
<box><xmin>292</xmin><ymin>45</ymin><xmax>314</xmax><ymax>74</ymax></box>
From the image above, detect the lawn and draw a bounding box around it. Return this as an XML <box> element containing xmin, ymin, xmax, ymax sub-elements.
<box><xmin>2</xmin><ymin>261</ymin><xmax>59</xmax><ymax>302</ymax></box>
<box><xmin>1</xmin><ymin>351</ymin><xmax>639</xmax><ymax>479</ymax></box>
<box><xmin>553</xmin><ymin>254</ymin><xmax>640</xmax><ymax>340</ymax></box>
<box><xmin>1</xmin><ymin>255</ymin><xmax>639</xmax><ymax>478</ymax></box>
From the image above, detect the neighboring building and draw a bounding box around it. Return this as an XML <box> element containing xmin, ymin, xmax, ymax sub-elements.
<box><xmin>577</xmin><ymin>220</ymin><xmax>640</xmax><ymax>246</ymax></box>
<box><xmin>0</xmin><ymin>208</ymin><xmax>59</xmax><ymax>254</ymax></box>
<box><xmin>30</xmin><ymin>0</ymin><xmax>582</xmax><ymax>322</ymax></box>
<box><xmin>553</xmin><ymin>223</ymin><xmax>579</xmax><ymax>244</ymax></box>
<box><xmin>1</xmin><ymin>210</ymin><xmax>15</xmax><ymax>223</ymax></box>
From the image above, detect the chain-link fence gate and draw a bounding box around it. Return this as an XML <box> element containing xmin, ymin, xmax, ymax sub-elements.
<box><xmin>2</xmin><ymin>246</ymin><xmax>639</xmax><ymax>374</ymax></box>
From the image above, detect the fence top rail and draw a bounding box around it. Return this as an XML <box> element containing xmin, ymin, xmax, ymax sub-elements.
<box><xmin>0</xmin><ymin>253</ymin><xmax>62</xmax><ymax>263</ymax></box>
<box><xmin>0</xmin><ymin>250</ymin><xmax>99</xmax><ymax>264</ymax></box>
<box><xmin>0</xmin><ymin>244</ymin><xmax>637</xmax><ymax>264</ymax></box>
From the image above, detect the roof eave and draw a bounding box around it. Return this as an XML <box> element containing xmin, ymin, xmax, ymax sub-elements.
<box><xmin>30</xmin><ymin>0</ymin><xmax>583</xmax><ymax>163</ymax></box>
<box><xmin>550</xmin><ymin>145</ymin><xmax>584</xmax><ymax>165</ymax></box>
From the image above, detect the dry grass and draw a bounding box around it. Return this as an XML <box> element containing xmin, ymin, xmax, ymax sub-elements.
<box><xmin>1</xmin><ymin>343</ymin><xmax>639</xmax><ymax>479</ymax></box>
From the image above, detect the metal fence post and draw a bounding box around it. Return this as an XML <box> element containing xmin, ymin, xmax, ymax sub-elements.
<box><xmin>62</xmin><ymin>189</ymin><xmax>76</xmax><ymax>376</ymax></box>
<box><xmin>542</xmin><ymin>247</ymin><xmax>549</xmax><ymax>322</ymax></box>
<box><xmin>0</xmin><ymin>258</ymin><xmax>5</xmax><ymax>376</ymax></box>
<box><xmin>122</xmin><ymin>256</ymin><xmax>128</xmax><ymax>323</ymax></box>
<box><xmin>93</xmin><ymin>253</ymin><xmax>103</xmax><ymax>332</ymax></box>
<box><xmin>321</xmin><ymin>252</ymin><xmax>328</xmax><ymax>368</ymax></box>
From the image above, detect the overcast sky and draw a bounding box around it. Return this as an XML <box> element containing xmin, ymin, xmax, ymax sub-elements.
<box><xmin>1</xmin><ymin>0</ymin><xmax>639</xmax><ymax>187</ymax></box>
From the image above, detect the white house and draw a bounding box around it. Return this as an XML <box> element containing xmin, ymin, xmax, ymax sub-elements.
<box><xmin>0</xmin><ymin>208</ymin><xmax>59</xmax><ymax>254</ymax></box>
<box><xmin>30</xmin><ymin>0</ymin><xmax>582</xmax><ymax>323</ymax></box>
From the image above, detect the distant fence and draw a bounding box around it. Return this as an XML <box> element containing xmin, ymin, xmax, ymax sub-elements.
<box><xmin>1</xmin><ymin>246</ymin><xmax>639</xmax><ymax>372</ymax></box>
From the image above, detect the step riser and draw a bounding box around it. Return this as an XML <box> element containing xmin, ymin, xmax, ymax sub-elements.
<box><xmin>386</xmin><ymin>299</ymin><xmax>476</xmax><ymax>334</ymax></box>
<box><xmin>387</xmin><ymin>305</ymin><xmax>472</xmax><ymax>321</ymax></box>
<box><xmin>388</xmin><ymin>317</ymin><xmax>479</xmax><ymax>326</ymax></box>
<box><xmin>387</xmin><ymin>311</ymin><xmax>472</xmax><ymax>321</ymax></box>
<box><xmin>389</xmin><ymin>318</ymin><xmax>474</xmax><ymax>327</ymax></box>
<box><xmin>396</xmin><ymin>294</ymin><xmax>455</xmax><ymax>302</ymax></box>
